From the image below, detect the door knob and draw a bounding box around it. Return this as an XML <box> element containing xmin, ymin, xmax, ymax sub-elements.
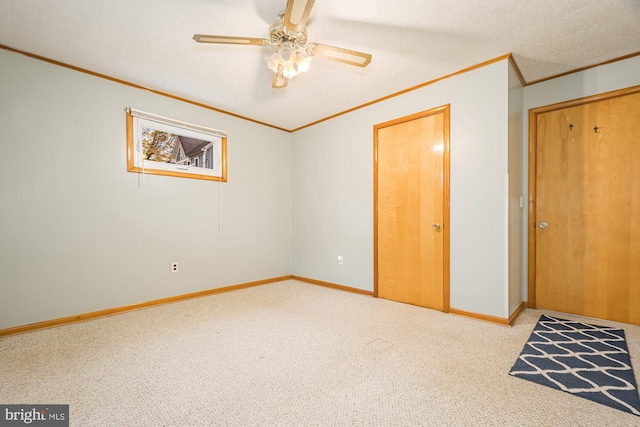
<box><xmin>432</xmin><ymin>223</ymin><xmax>441</xmax><ymax>231</ymax></box>
<box><xmin>538</xmin><ymin>221</ymin><xmax>549</xmax><ymax>229</ymax></box>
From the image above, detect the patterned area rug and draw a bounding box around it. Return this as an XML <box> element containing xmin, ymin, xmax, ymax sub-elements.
<box><xmin>510</xmin><ymin>314</ymin><xmax>640</xmax><ymax>416</ymax></box>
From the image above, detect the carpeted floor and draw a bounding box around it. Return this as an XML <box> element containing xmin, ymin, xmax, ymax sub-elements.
<box><xmin>1</xmin><ymin>280</ymin><xmax>639</xmax><ymax>426</ymax></box>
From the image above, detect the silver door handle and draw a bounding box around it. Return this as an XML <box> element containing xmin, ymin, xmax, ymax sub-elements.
<box><xmin>538</xmin><ymin>221</ymin><xmax>549</xmax><ymax>229</ymax></box>
<box><xmin>432</xmin><ymin>223</ymin><xmax>441</xmax><ymax>231</ymax></box>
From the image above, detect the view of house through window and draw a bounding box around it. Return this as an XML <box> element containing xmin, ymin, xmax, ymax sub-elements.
<box><xmin>127</xmin><ymin>108</ymin><xmax>227</xmax><ymax>182</ymax></box>
<box><xmin>142</xmin><ymin>129</ymin><xmax>215</xmax><ymax>170</ymax></box>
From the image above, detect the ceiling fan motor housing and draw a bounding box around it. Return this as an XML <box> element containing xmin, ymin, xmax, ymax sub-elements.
<box><xmin>269</xmin><ymin>12</ymin><xmax>307</xmax><ymax>48</ymax></box>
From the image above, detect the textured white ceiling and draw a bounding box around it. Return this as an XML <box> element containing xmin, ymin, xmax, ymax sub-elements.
<box><xmin>1</xmin><ymin>0</ymin><xmax>639</xmax><ymax>130</ymax></box>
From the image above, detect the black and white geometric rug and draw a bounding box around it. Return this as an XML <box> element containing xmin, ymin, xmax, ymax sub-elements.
<box><xmin>510</xmin><ymin>314</ymin><xmax>640</xmax><ymax>416</ymax></box>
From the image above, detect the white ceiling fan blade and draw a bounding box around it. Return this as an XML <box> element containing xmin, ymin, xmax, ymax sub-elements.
<box><xmin>308</xmin><ymin>44</ymin><xmax>372</xmax><ymax>67</ymax></box>
<box><xmin>193</xmin><ymin>34</ymin><xmax>270</xmax><ymax>46</ymax></box>
<box><xmin>284</xmin><ymin>0</ymin><xmax>315</xmax><ymax>33</ymax></box>
<box><xmin>272</xmin><ymin>69</ymin><xmax>289</xmax><ymax>88</ymax></box>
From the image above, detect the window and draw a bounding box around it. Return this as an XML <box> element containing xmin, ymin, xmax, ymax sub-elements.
<box><xmin>126</xmin><ymin>108</ymin><xmax>227</xmax><ymax>182</ymax></box>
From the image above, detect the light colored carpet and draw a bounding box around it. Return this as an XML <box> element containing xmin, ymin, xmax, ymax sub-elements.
<box><xmin>1</xmin><ymin>280</ymin><xmax>639</xmax><ymax>426</ymax></box>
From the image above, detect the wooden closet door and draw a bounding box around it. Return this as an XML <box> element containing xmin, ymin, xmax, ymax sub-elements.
<box><xmin>375</xmin><ymin>108</ymin><xmax>447</xmax><ymax>310</ymax></box>
<box><xmin>535</xmin><ymin>91</ymin><xmax>640</xmax><ymax>325</ymax></box>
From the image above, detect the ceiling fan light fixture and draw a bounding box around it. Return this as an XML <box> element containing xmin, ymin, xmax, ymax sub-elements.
<box><xmin>265</xmin><ymin>42</ymin><xmax>312</xmax><ymax>80</ymax></box>
<box><xmin>193</xmin><ymin>0</ymin><xmax>371</xmax><ymax>88</ymax></box>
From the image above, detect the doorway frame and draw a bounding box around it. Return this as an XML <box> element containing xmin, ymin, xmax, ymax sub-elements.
<box><xmin>527</xmin><ymin>85</ymin><xmax>640</xmax><ymax>308</ymax></box>
<box><xmin>373</xmin><ymin>104</ymin><xmax>451</xmax><ymax>312</ymax></box>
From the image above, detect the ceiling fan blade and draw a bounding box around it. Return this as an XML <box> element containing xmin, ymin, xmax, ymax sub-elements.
<box><xmin>284</xmin><ymin>0</ymin><xmax>315</xmax><ymax>33</ymax></box>
<box><xmin>272</xmin><ymin>69</ymin><xmax>289</xmax><ymax>88</ymax></box>
<box><xmin>193</xmin><ymin>34</ymin><xmax>270</xmax><ymax>46</ymax></box>
<box><xmin>308</xmin><ymin>44</ymin><xmax>372</xmax><ymax>67</ymax></box>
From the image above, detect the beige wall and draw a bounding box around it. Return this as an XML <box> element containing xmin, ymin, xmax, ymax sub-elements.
<box><xmin>2</xmin><ymin>47</ymin><xmax>638</xmax><ymax>329</ymax></box>
<box><xmin>508</xmin><ymin>62</ymin><xmax>524</xmax><ymax>315</ymax></box>
<box><xmin>292</xmin><ymin>60</ymin><xmax>513</xmax><ymax>318</ymax></box>
<box><xmin>0</xmin><ymin>50</ymin><xmax>293</xmax><ymax>329</ymax></box>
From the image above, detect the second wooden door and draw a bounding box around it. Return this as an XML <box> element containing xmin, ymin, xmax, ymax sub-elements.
<box><xmin>534</xmin><ymin>90</ymin><xmax>640</xmax><ymax>325</ymax></box>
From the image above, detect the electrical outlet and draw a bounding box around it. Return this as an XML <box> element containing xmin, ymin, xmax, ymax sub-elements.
<box><xmin>337</xmin><ymin>256</ymin><xmax>344</xmax><ymax>265</ymax></box>
<box><xmin>171</xmin><ymin>262</ymin><xmax>179</xmax><ymax>273</ymax></box>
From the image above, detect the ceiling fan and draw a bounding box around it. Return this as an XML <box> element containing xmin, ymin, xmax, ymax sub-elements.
<box><xmin>193</xmin><ymin>0</ymin><xmax>372</xmax><ymax>88</ymax></box>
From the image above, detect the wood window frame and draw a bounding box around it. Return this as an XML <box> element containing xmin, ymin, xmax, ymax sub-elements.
<box><xmin>126</xmin><ymin>109</ymin><xmax>227</xmax><ymax>182</ymax></box>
